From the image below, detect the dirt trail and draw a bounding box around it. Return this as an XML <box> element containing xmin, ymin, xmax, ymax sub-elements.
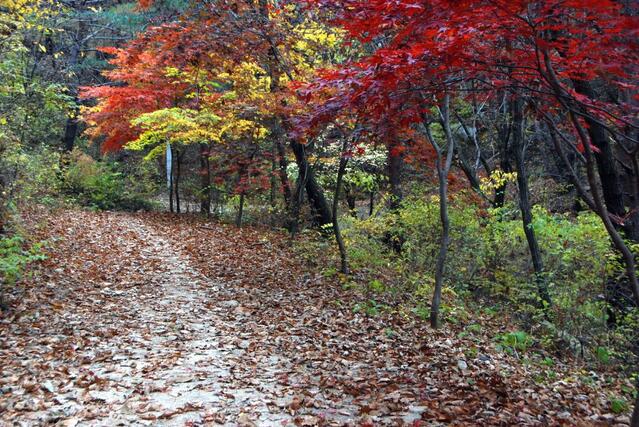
<box><xmin>1</xmin><ymin>215</ymin><xmax>297</xmax><ymax>425</ymax></box>
<box><xmin>59</xmin><ymin>216</ymin><xmax>298</xmax><ymax>426</ymax></box>
<box><xmin>0</xmin><ymin>210</ymin><xmax>632</xmax><ymax>426</ymax></box>
<box><xmin>0</xmin><ymin>212</ymin><xmax>419</xmax><ymax>426</ymax></box>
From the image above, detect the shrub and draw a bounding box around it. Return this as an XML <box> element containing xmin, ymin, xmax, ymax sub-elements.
<box><xmin>0</xmin><ymin>233</ymin><xmax>46</xmax><ymax>309</ymax></box>
<box><xmin>1</xmin><ymin>143</ymin><xmax>63</xmax><ymax>222</ymax></box>
<box><xmin>497</xmin><ymin>331</ymin><xmax>533</xmax><ymax>354</ymax></box>
<box><xmin>610</xmin><ymin>397</ymin><xmax>629</xmax><ymax>414</ymax></box>
<box><xmin>340</xmin><ymin>191</ymin><xmax>637</xmax><ymax>366</ymax></box>
<box><xmin>63</xmin><ymin>150</ymin><xmax>158</xmax><ymax>211</ymax></box>
<box><xmin>0</xmin><ymin>235</ymin><xmax>46</xmax><ymax>285</ymax></box>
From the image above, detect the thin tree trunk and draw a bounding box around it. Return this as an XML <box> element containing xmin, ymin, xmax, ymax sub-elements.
<box><xmin>570</xmin><ymin>112</ymin><xmax>639</xmax><ymax>306</ymax></box>
<box><xmin>511</xmin><ymin>98</ymin><xmax>551</xmax><ymax>308</ymax></box>
<box><xmin>455</xmin><ymin>144</ymin><xmax>482</xmax><ymax>193</ymax></box>
<box><xmin>388</xmin><ymin>142</ymin><xmax>403</xmax><ymax>210</ymax></box>
<box><xmin>289</xmin><ymin>145</ymin><xmax>308</xmax><ymax>236</ymax></box>
<box><xmin>169</xmin><ymin>150</ymin><xmax>174</xmax><ymax>214</ymax></box>
<box><xmin>452</xmin><ymin>110</ymin><xmax>484</xmax><ymax>194</ymax></box>
<box><xmin>385</xmin><ymin>142</ymin><xmax>405</xmax><ymax>252</ymax></box>
<box><xmin>199</xmin><ymin>143</ymin><xmax>211</xmax><ymax>215</ymax></box>
<box><xmin>572</xmin><ymin>80</ymin><xmax>634</xmax><ymax>239</ymax></box>
<box><xmin>62</xmin><ymin>113</ymin><xmax>79</xmax><ymax>152</ymax></box>
<box><xmin>631</xmin><ymin>391</ymin><xmax>639</xmax><ymax>427</ymax></box>
<box><xmin>255</xmin><ymin>2</ymin><xmax>292</xmax><ymax>214</ymax></box>
<box><xmin>627</xmin><ymin>150</ymin><xmax>639</xmax><ymax>243</ymax></box>
<box><xmin>333</xmin><ymin>139</ymin><xmax>350</xmax><ymax>274</ymax></box>
<box><xmin>430</xmin><ymin>156</ymin><xmax>452</xmax><ymax>330</ymax></box>
<box><xmin>207</xmin><ymin>154</ymin><xmax>213</xmax><ymax>215</ymax></box>
<box><xmin>270</xmin><ymin>140</ymin><xmax>278</xmax><ymax>207</ymax></box>
<box><xmin>175</xmin><ymin>150</ymin><xmax>182</xmax><ymax>214</ymax></box>
<box><xmin>277</xmin><ymin>140</ymin><xmax>292</xmax><ymax>205</ymax></box>
<box><xmin>61</xmin><ymin>19</ymin><xmax>83</xmax><ymax>153</ymax></box>
<box><xmin>345</xmin><ymin>187</ymin><xmax>357</xmax><ymax>218</ymax></box>
<box><xmin>290</xmin><ymin>140</ymin><xmax>332</xmax><ymax>227</ymax></box>
<box><xmin>236</xmin><ymin>193</ymin><xmax>245</xmax><ymax>227</ymax></box>
<box><xmin>424</xmin><ymin>95</ymin><xmax>455</xmax><ymax>329</ymax></box>
<box><xmin>546</xmin><ymin>123</ymin><xmax>596</xmax><ymax>212</ymax></box>
<box><xmin>494</xmin><ymin>95</ymin><xmax>513</xmax><ymax>208</ymax></box>
<box><xmin>369</xmin><ymin>191</ymin><xmax>375</xmax><ymax>217</ymax></box>
<box><xmin>541</xmin><ymin>52</ymin><xmax>639</xmax><ymax>307</ymax></box>
<box><xmin>290</xmin><ymin>173</ymin><xmax>304</xmax><ymax>236</ymax></box>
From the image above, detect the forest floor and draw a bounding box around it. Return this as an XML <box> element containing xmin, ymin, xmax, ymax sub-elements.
<box><xmin>0</xmin><ymin>208</ymin><xmax>634</xmax><ymax>426</ymax></box>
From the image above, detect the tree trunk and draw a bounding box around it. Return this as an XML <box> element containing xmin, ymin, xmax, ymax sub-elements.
<box><xmin>290</xmin><ymin>140</ymin><xmax>332</xmax><ymax>227</ymax></box>
<box><xmin>494</xmin><ymin>96</ymin><xmax>513</xmax><ymax>208</ymax></box>
<box><xmin>62</xmin><ymin>114</ymin><xmax>79</xmax><ymax>152</ymax></box>
<box><xmin>277</xmin><ymin>140</ymin><xmax>292</xmax><ymax>206</ymax></box>
<box><xmin>333</xmin><ymin>140</ymin><xmax>350</xmax><ymax>274</ymax></box>
<box><xmin>169</xmin><ymin>152</ymin><xmax>174</xmax><ymax>214</ymax></box>
<box><xmin>388</xmin><ymin>142</ymin><xmax>403</xmax><ymax>210</ymax></box>
<box><xmin>546</xmin><ymin>124</ymin><xmax>596</xmax><ymax>213</ymax></box>
<box><xmin>430</xmin><ymin>159</ymin><xmax>452</xmax><ymax>330</ymax></box>
<box><xmin>455</xmin><ymin>144</ymin><xmax>482</xmax><ymax>193</ymax></box>
<box><xmin>541</xmin><ymin>53</ymin><xmax>639</xmax><ymax>308</ymax></box>
<box><xmin>631</xmin><ymin>391</ymin><xmax>639</xmax><ymax>427</ymax></box>
<box><xmin>270</xmin><ymin>140</ymin><xmax>278</xmax><ymax>207</ymax></box>
<box><xmin>512</xmin><ymin>98</ymin><xmax>552</xmax><ymax>309</ymax></box>
<box><xmin>627</xmin><ymin>152</ymin><xmax>639</xmax><ymax>242</ymax></box>
<box><xmin>385</xmin><ymin>141</ymin><xmax>405</xmax><ymax>252</ymax></box>
<box><xmin>425</xmin><ymin>95</ymin><xmax>455</xmax><ymax>330</ymax></box>
<box><xmin>345</xmin><ymin>187</ymin><xmax>357</xmax><ymax>217</ymax></box>
<box><xmin>572</xmin><ymin>80</ymin><xmax>637</xmax><ymax>242</ymax></box>
<box><xmin>369</xmin><ymin>191</ymin><xmax>375</xmax><ymax>217</ymax></box>
<box><xmin>569</xmin><ymin>112</ymin><xmax>639</xmax><ymax>307</ymax></box>
<box><xmin>453</xmin><ymin>110</ymin><xmax>489</xmax><ymax>197</ymax></box>
<box><xmin>175</xmin><ymin>150</ymin><xmax>182</xmax><ymax>214</ymax></box>
<box><xmin>290</xmin><ymin>173</ymin><xmax>304</xmax><ymax>236</ymax></box>
<box><xmin>199</xmin><ymin>143</ymin><xmax>211</xmax><ymax>215</ymax></box>
<box><xmin>236</xmin><ymin>193</ymin><xmax>245</xmax><ymax>227</ymax></box>
<box><xmin>61</xmin><ymin>12</ymin><xmax>85</xmax><ymax>153</ymax></box>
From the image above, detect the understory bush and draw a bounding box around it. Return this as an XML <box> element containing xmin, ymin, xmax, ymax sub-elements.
<box><xmin>0</xmin><ymin>144</ymin><xmax>63</xmax><ymax>219</ymax></box>
<box><xmin>63</xmin><ymin>150</ymin><xmax>159</xmax><ymax>211</ymax></box>
<box><xmin>1</xmin><ymin>144</ymin><xmax>159</xmax><ymax>219</ymax></box>
<box><xmin>0</xmin><ymin>235</ymin><xmax>46</xmax><ymax>286</ymax></box>
<box><xmin>0</xmin><ymin>233</ymin><xmax>46</xmax><ymax>309</ymax></box>
<box><xmin>341</xmin><ymin>193</ymin><xmax>638</xmax><ymax>365</ymax></box>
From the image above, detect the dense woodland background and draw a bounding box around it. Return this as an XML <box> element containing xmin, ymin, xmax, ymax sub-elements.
<box><xmin>1</xmin><ymin>0</ymin><xmax>638</xmax><ymax>423</ymax></box>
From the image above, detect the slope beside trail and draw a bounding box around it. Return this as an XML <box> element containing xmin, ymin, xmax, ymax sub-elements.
<box><xmin>0</xmin><ymin>209</ymin><xmax>632</xmax><ymax>426</ymax></box>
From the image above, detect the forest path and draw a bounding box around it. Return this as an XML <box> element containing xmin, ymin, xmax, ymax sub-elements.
<box><xmin>1</xmin><ymin>212</ymin><xmax>335</xmax><ymax>425</ymax></box>
<box><xmin>0</xmin><ymin>210</ymin><xmax>629</xmax><ymax>426</ymax></box>
<box><xmin>0</xmin><ymin>211</ymin><xmax>421</xmax><ymax>426</ymax></box>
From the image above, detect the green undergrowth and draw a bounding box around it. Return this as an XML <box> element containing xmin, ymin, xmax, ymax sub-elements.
<box><xmin>0</xmin><ymin>234</ymin><xmax>46</xmax><ymax>285</ymax></box>
<box><xmin>295</xmin><ymin>191</ymin><xmax>639</xmax><ymax>374</ymax></box>
<box><xmin>0</xmin><ymin>228</ymin><xmax>47</xmax><ymax>309</ymax></box>
<box><xmin>1</xmin><ymin>144</ymin><xmax>160</xmax><ymax>215</ymax></box>
<box><xmin>62</xmin><ymin>150</ymin><xmax>160</xmax><ymax>212</ymax></box>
